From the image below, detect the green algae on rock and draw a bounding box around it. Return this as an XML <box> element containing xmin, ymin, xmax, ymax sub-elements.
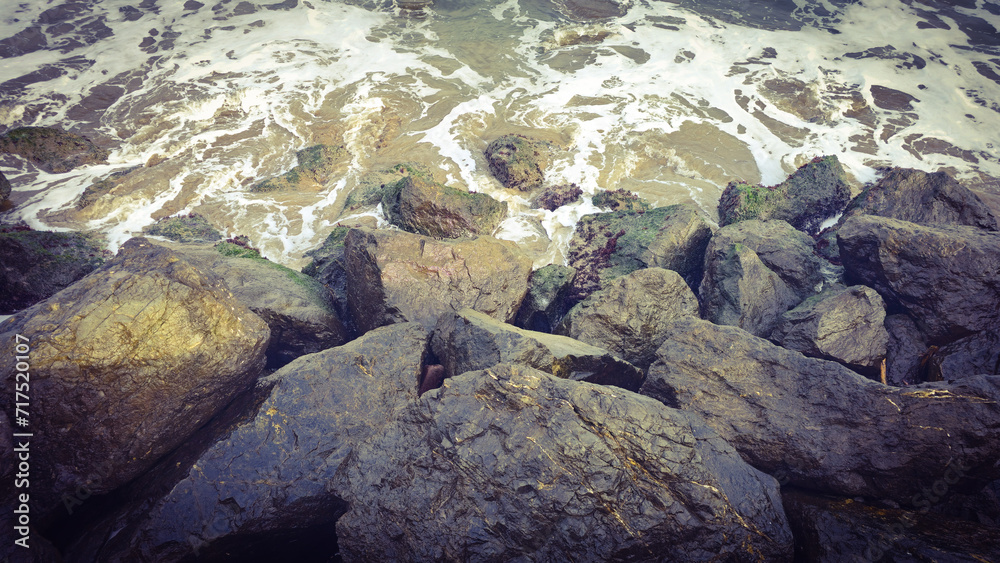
<box><xmin>382</xmin><ymin>173</ymin><xmax>507</xmax><ymax>238</ymax></box>
<box><xmin>0</xmin><ymin>126</ymin><xmax>109</xmax><ymax>173</ymax></box>
<box><xmin>143</xmin><ymin>212</ymin><xmax>223</xmax><ymax>242</ymax></box>
<box><xmin>249</xmin><ymin>144</ymin><xmax>346</xmax><ymax>193</ymax></box>
<box><xmin>484</xmin><ymin>134</ymin><xmax>549</xmax><ymax>191</ymax></box>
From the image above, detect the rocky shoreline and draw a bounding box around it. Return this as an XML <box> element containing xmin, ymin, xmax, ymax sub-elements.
<box><xmin>1</xmin><ymin>126</ymin><xmax>1000</xmax><ymax>561</ymax></box>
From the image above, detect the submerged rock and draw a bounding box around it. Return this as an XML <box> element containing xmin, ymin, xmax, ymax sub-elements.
<box><xmin>512</xmin><ymin>264</ymin><xmax>577</xmax><ymax>333</ymax></box>
<box><xmin>249</xmin><ymin>144</ymin><xmax>346</xmax><ymax>193</ymax></box>
<box><xmin>718</xmin><ymin>155</ymin><xmax>851</xmax><ymax>233</ymax></box>
<box><xmin>591</xmin><ymin>187</ymin><xmax>651</xmax><ymax>212</ymax></box>
<box><xmin>530</xmin><ymin>182</ymin><xmax>582</xmax><ymax>211</ymax></box>
<box><xmin>557</xmin><ymin>267</ymin><xmax>699</xmax><ymax>369</ymax></box>
<box><xmin>641</xmin><ymin>318</ymin><xmax>1000</xmax><ymax>504</ymax></box>
<box><xmin>382</xmin><ymin>173</ymin><xmax>507</xmax><ymax>238</ymax></box>
<box><xmin>484</xmin><ymin>134</ymin><xmax>549</xmax><ymax>191</ymax></box>
<box><xmin>431</xmin><ymin>308</ymin><xmax>644</xmax><ymax>391</ymax></box>
<box><xmin>142</xmin><ymin>213</ymin><xmax>223</xmax><ymax>243</ymax></box>
<box><xmin>336</xmin><ymin>363</ymin><xmax>794</xmax><ymax>562</ymax></box>
<box><xmin>0</xmin><ymin>126</ymin><xmax>109</xmax><ymax>173</ymax></box>
<box><xmin>0</xmin><ymin>238</ymin><xmax>269</xmax><ymax>522</ymax></box>
<box><xmin>344</xmin><ymin>228</ymin><xmax>532</xmax><ymax>334</ymax></box>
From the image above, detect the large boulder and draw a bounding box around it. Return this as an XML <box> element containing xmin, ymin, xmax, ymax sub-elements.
<box><xmin>249</xmin><ymin>144</ymin><xmax>346</xmax><ymax>193</ymax></box>
<box><xmin>556</xmin><ymin>267</ymin><xmax>699</xmax><ymax>369</ymax></box>
<box><xmin>769</xmin><ymin>284</ymin><xmax>889</xmax><ymax>376</ymax></box>
<box><xmin>87</xmin><ymin>322</ymin><xmax>430</xmax><ymax>562</ymax></box>
<box><xmin>0</xmin><ymin>169</ymin><xmax>10</xmax><ymax>204</ymax></box>
<box><xmin>0</xmin><ymin>228</ymin><xmax>109</xmax><ymax>314</ymax></box>
<box><xmin>718</xmin><ymin>155</ymin><xmax>851</xmax><ymax>233</ymax></box>
<box><xmin>842</xmin><ymin>167</ymin><xmax>998</xmax><ymax>231</ymax></box>
<box><xmin>345</xmin><ymin>228</ymin><xmax>533</xmax><ymax>334</ymax></box>
<box><xmin>382</xmin><ymin>173</ymin><xmax>507</xmax><ymax>238</ymax></box>
<box><xmin>484</xmin><ymin>134</ymin><xmax>548</xmax><ymax>191</ymax></box>
<box><xmin>884</xmin><ymin>313</ymin><xmax>932</xmax><ymax>385</ymax></box>
<box><xmin>530</xmin><ymin>182</ymin><xmax>582</xmax><ymax>211</ymax></box>
<box><xmin>431</xmin><ymin>308</ymin><xmax>645</xmax><ymax>391</ymax></box>
<box><xmin>335</xmin><ymin>363</ymin><xmax>794</xmax><ymax>562</ymax></box>
<box><xmin>0</xmin><ymin>126</ymin><xmax>109</xmax><ymax>173</ymax></box>
<box><xmin>931</xmin><ymin>330</ymin><xmax>1000</xmax><ymax>382</ymax></box>
<box><xmin>301</xmin><ymin>226</ymin><xmax>355</xmax><ymax>336</ymax></box>
<box><xmin>838</xmin><ymin>215</ymin><xmax>1000</xmax><ymax>344</ymax></box>
<box><xmin>165</xmin><ymin>240</ymin><xmax>348</xmax><ymax>368</ymax></box>
<box><xmin>566</xmin><ymin>203</ymin><xmax>713</xmax><ymax>300</ymax></box>
<box><xmin>512</xmin><ymin>264</ymin><xmax>576</xmax><ymax>333</ymax></box>
<box><xmin>641</xmin><ymin>318</ymin><xmax>1000</xmax><ymax>504</ymax></box>
<box><xmin>0</xmin><ymin>238</ymin><xmax>269</xmax><ymax>522</ymax></box>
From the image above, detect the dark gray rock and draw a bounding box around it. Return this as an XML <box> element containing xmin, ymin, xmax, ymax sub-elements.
<box><xmin>431</xmin><ymin>308</ymin><xmax>644</xmax><ymax>391</ymax></box>
<box><xmin>512</xmin><ymin>264</ymin><xmax>576</xmax><ymax>333</ymax></box>
<box><xmin>641</xmin><ymin>318</ymin><xmax>1000</xmax><ymax>504</ymax></box>
<box><xmin>838</xmin><ymin>215</ymin><xmax>1000</xmax><ymax>344</ymax></box>
<box><xmin>0</xmin><ymin>126</ymin><xmax>109</xmax><ymax>173</ymax></box>
<box><xmin>383</xmin><ymin>173</ymin><xmax>507</xmax><ymax>238</ymax></box>
<box><xmin>770</xmin><ymin>285</ymin><xmax>889</xmax><ymax>375</ymax></box>
<box><xmin>885</xmin><ymin>313</ymin><xmax>930</xmax><ymax>385</ymax></box>
<box><xmin>301</xmin><ymin>226</ymin><xmax>355</xmax><ymax>337</ymax></box>
<box><xmin>335</xmin><ymin>363</ymin><xmax>794</xmax><ymax>562</ymax></box>
<box><xmin>556</xmin><ymin>267</ymin><xmax>699</xmax><ymax>369</ymax></box>
<box><xmin>935</xmin><ymin>330</ymin><xmax>1000</xmax><ymax>381</ymax></box>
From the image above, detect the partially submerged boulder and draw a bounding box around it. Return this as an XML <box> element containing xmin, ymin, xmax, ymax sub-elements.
<box><xmin>591</xmin><ymin>187</ymin><xmax>651</xmax><ymax>212</ymax></box>
<box><xmin>530</xmin><ymin>182</ymin><xmax>582</xmax><ymax>211</ymax></box>
<box><xmin>512</xmin><ymin>264</ymin><xmax>576</xmax><ymax>333</ymax></box>
<box><xmin>143</xmin><ymin>213</ymin><xmax>223</xmax><ymax>243</ymax></box>
<box><xmin>718</xmin><ymin>155</ymin><xmax>851</xmax><ymax>232</ymax></box>
<box><xmin>0</xmin><ymin>170</ymin><xmax>10</xmax><ymax>204</ymax></box>
<box><xmin>250</xmin><ymin>144</ymin><xmax>346</xmax><ymax>193</ymax></box>
<box><xmin>336</xmin><ymin>363</ymin><xmax>794</xmax><ymax>561</ymax></box>
<box><xmin>431</xmin><ymin>308</ymin><xmax>644</xmax><ymax>391</ymax></box>
<box><xmin>345</xmin><ymin>228</ymin><xmax>533</xmax><ymax>334</ymax></box>
<box><xmin>484</xmin><ymin>134</ymin><xmax>548</xmax><ymax>191</ymax></box>
<box><xmin>382</xmin><ymin>173</ymin><xmax>507</xmax><ymax>238</ymax></box>
<box><xmin>0</xmin><ymin>238</ymin><xmax>269</xmax><ymax>521</ymax></box>
<box><xmin>0</xmin><ymin>126</ymin><xmax>109</xmax><ymax>173</ymax></box>
<box><xmin>557</xmin><ymin>267</ymin><xmax>699</xmax><ymax>369</ymax></box>
<box><xmin>641</xmin><ymin>318</ymin><xmax>1000</xmax><ymax>504</ymax></box>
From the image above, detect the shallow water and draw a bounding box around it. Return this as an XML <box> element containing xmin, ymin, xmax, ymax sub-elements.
<box><xmin>1</xmin><ymin>0</ymin><xmax>998</xmax><ymax>268</ymax></box>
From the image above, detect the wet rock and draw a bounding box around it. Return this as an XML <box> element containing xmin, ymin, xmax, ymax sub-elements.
<box><xmin>530</xmin><ymin>182</ymin><xmax>582</xmax><ymax>211</ymax></box>
<box><xmin>885</xmin><ymin>313</ymin><xmax>929</xmax><ymax>385</ymax></box>
<box><xmin>0</xmin><ymin>238</ymin><xmax>269</xmax><ymax>522</ymax></box>
<box><xmin>842</xmin><ymin>167</ymin><xmax>998</xmax><ymax>230</ymax></box>
<box><xmin>591</xmin><ymin>187</ymin><xmax>651</xmax><ymax>212</ymax></box>
<box><xmin>641</xmin><ymin>318</ymin><xmax>1000</xmax><ymax>504</ymax></box>
<box><xmin>557</xmin><ymin>267</ymin><xmax>699</xmax><ymax>370</ymax></box>
<box><xmin>870</xmin><ymin>84</ymin><xmax>919</xmax><ymax>112</ymax></box>
<box><xmin>0</xmin><ymin>127</ymin><xmax>109</xmax><ymax>173</ymax></box>
<box><xmin>249</xmin><ymin>144</ymin><xmax>346</xmax><ymax>193</ymax></box>
<box><xmin>382</xmin><ymin>173</ymin><xmax>507</xmax><ymax>238</ymax></box>
<box><xmin>548</xmin><ymin>0</ymin><xmax>629</xmax><ymax>19</ymax></box>
<box><xmin>431</xmin><ymin>308</ymin><xmax>644</xmax><ymax>391</ymax></box>
<box><xmin>718</xmin><ymin>155</ymin><xmax>851</xmax><ymax>233</ymax></box>
<box><xmin>0</xmin><ymin>227</ymin><xmax>109</xmax><ymax>314</ymax></box>
<box><xmin>769</xmin><ymin>285</ymin><xmax>889</xmax><ymax>376</ymax></box>
<box><xmin>935</xmin><ymin>330</ymin><xmax>1000</xmax><ymax>381</ymax></box>
<box><xmin>336</xmin><ymin>363</ymin><xmax>794</xmax><ymax>562</ymax></box>
<box><xmin>344</xmin><ymin>228</ymin><xmax>532</xmax><ymax>334</ymax></box>
<box><xmin>0</xmin><ymin>170</ymin><xmax>10</xmax><ymax>204</ymax></box>
<box><xmin>566</xmin><ymin>203</ymin><xmax>713</xmax><ymax>300</ymax></box>
<box><xmin>512</xmin><ymin>263</ymin><xmax>576</xmax><ymax>333</ymax></box>
<box><xmin>76</xmin><ymin>165</ymin><xmax>143</xmax><ymax>209</ymax></box>
<box><xmin>782</xmin><ymin>488</ymin><xmax>1000</xmax><ymax>562</ymax></box>
<box><xmin>90</xmin><ymin>322</ymin><xmax>429</xmax><ymax>562</ymax></box>
<box><xmin>838</xmin><ymin>215</ymin><xmax>1000</xmax><ymax>344</ymax></box>
<box><xmin>301</xmin><ymin>226</ymin><xmax>356</xmax><ymax>337</ymax></box>
<box><xmin>484</xmin><ymin>134</ymin><xmax>549</xmax><ymax>191</ymax></box>
<box><xmin>142</xmin><ymin>212</ymin><xmax>223</xmax><ymax>243</ymax></box>
<box><xmin>166</xmin><ymin>240</ymin><xmax>348</xmax><ymax>368</ymax></box>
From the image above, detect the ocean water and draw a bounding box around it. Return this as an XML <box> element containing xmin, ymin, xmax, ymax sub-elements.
<box><xmin>1</xmin><ymin>0</ymin><xmax>998</xmax><ymax>268</ymax></box>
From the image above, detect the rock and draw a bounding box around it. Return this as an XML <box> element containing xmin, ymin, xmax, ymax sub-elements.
<box><xmin>718</xmin><ymin>155</ymin><xmax>851</xmax><ymax>233</ymax></box>
<box><xmin>935</xmin><ymin>330</ymin><xmax>1000</xmax><ymax>381</ymax></box>
<box><xmin>591</xmin><ymin>187</ymin><xmax>651</xmax><ymax>212</ymax></box>
<box><xmin>0</xmin><ymin>238</ymin><xmax>269</xmax><ymax>522</ymax></box>
<box><xmin>566</xmin><ymin>203</ymin><xmax>713</xmax><ymax>300</ymax></box>
<box><xmin>301</xmin><ymin>226</ymin><xmax>356</xmax><ymax>336</ymax></box>
<box><xmin>548</xmin><ymin>0</ymin><xmax>629</xmax><ymax>19</ymax></box>
<box><xmin>782</xmin><ymin>488</ymin><xmax>1000</xmax><ymax>562</ymax></box>
<box><xmin>142</xmin><ymin>212</ymin><xmax>223</xmax><ymax>243</ymax></box>
<box><xmin>0</xmin><ymin>227</ymin><xmax>109</xmax><ymax>314</ymax></box>
<box><xmin>0</xmin><ymin>170</ymin><xmax>10</xmax><ymax>204</ymax></box>
<box><xmin>89</xmin><ymin>322</ymin><xmax>430</xmax><ymax>562</ymax></box>
<box><xmin>431</xmin><ymin>308</ymin><xmax>645</xmax><ymax>391</ymax></box>
<box><xmin>769</xmin><ymin>285</ymin><xmax>889</xmax><ymax>376</ymax></box>
<box><xmin>556</xmin><ymin>267</ymin><xmax>699</xmax><ymax>369</ymax></box>
<box><xmin>165</xmin><ymin>240</ymin><xmax>348</xmax><ymax>368</ymax></box>
<box><xmin>77</xmin><ymin>165</ymin><xmax>143</xmax><ymax>209</ymax></box>
<box><xmin>336</xmin><ymin>363</ymin><xmax>794</xmax><ymax>562</ymax></box>
<box><xmin>249</xmin><ymin>144</ymin><xmax>346</xmax><ymax>193</ymax></box>
<box><xmin>484</xmin><ymin>134</ymin><xmax>548</xmax><ymax>191</ymax></box>
<box><xmin>838</xmin><ymin>215</ymin><xmax>1000</xmax><ymax>344</ymax></box>
<box><xmin>530</xmin><ymin>182</ymin><xmax>582</xmax><ymax>211</ymax></box>
<box><xmin>885</xmin><ymin>314</ymin><xmax>930</xmax><ymax>385</ymax></box>
<box><xmin>0</xmin><ymin>126</ymin><xmax>109</xmax><ymax>173</ymax></box>
<box><xmin>512</xmin><ymin>264</ymin><xmax>576</xmax><ymax>333</ymax></box>
<box><xmin>382</xmin><ymin>173</ymin><xmax>507</xmax><ymax>238</ymax></box>
<box><xmin>344</xmin><ymin>228</ymin><xmax>533</xmax><ymax>334</ymax></box>
<box><xmin>842</xmin><ymin>167</ymin><xmax>998</xmax><ymax>230</ymax></box>
<box><xmin>641</xmin><ymin>318</ymin><xmax>1000</xmax><ymax>504</ymax></box>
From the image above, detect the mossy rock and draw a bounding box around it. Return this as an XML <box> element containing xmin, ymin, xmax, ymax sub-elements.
<box><xmin>0</xmin><ymin>170</ymin><xmax>10</xmax><ymax>203</ymax></box>
<box><xmin>592</xmin><ymin>188</ymin><xmax>651</xmax><ymax>212</ymax></box>
<box><xmin>531</xmin><ymin>183</ymin><xmax>583</xmax><ymax>211</ymax></box>
<box><xmin>77</xmin><ymin>166</ymin><xmax>142</xmax><ymax>209</ymax></box>
<box><xmin>344</xmin><ymin>163</ymin><xmax>432</xmax><ymax>212</ymax></box>
<box><xmin>250</xmin><ymin>144</ymin><xmax>345</xmax><ymax>193</ymax></box>
<box><xmin>383</xmin><ymin>174</ymin><xmax>507</xmax><ymax>239</ymax></box>
<box><xmin>0</xmin><ymin>126</ymin><xmax>109</xmax><ymax>173</ymax></box>
<box><xmin>484</xmin><ymin>134</ymin><xmax>549</xmax><ymax>191</ymax></box>
<box><xmin>144</xmin><ymin>213</ymin><xmax>223</xmax><ymax>242</ymax></box>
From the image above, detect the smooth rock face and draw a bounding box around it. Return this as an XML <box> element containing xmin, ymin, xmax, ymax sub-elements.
<box><xmin>641</xmin><ymin>318</ymin><xmax>1000</xmax><ymax>504</ymax></box>
<box><xmin>0</xmin><ymin>126</ymin><xmax>109</xmax><ymax>173</ymax></box>
<box><xmin>0</xmin><ymin>229</ymin><xmax>108</xmax><ymax>314</ymax></box>
<box><xmin>838</xmin><ymin>215</ymin><xmax>1000</xmax><ymax>344</ymax></box>
<box><xmin>431</xmin><ymin>308</ymin><xmax>645</xmax><ymax>391</ymax></box>
<box><xmin>770</xmin><ymin>285</ymin><xmax>889</xmax><ymax>374</ymax></box>
<box><xmin>344</xmin><ymin>228</ymin><xmax>532</xmax><ymax>334</ymax></box>
<box><xmin>483</xmin><ymin>134</ymin><xmax>548</xmax><ymax>191</ymax></box>
<box><xmin>96</xmin><ymin>323</ymin><xmax>430</xmax><ymax>562</ymax></box>
<box><xmin>336</xmin><ymin>363</ymin><xmax>794</xmax><ymax>562</ymax></box>
<box><xmin>512</xmin><ymin>264</ymin><xmax>576</xmax><ymax>333</ymax></box>
<box><xmin>557</xmin><ymin>267</ymin><xmax>700</xmax><ymax>369</ymax></box>
<box><xmin>566</xmin><ymin>203</ymin><xmax>713</xmax><ymax>300</ymax></box>
<box><xmin>383</xmin><ymin>174</ymin><xmax>507</xmax><ymax>238</ymax></box>
<box><xmin>0</xmin><ymin>238</ymin><xmax>269</xmax><ymax>520</ymax></box>
<box><xmin>842</xmin><ymin>167</ymin><xmax>998</xmax><ymax>230</ymax></box>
